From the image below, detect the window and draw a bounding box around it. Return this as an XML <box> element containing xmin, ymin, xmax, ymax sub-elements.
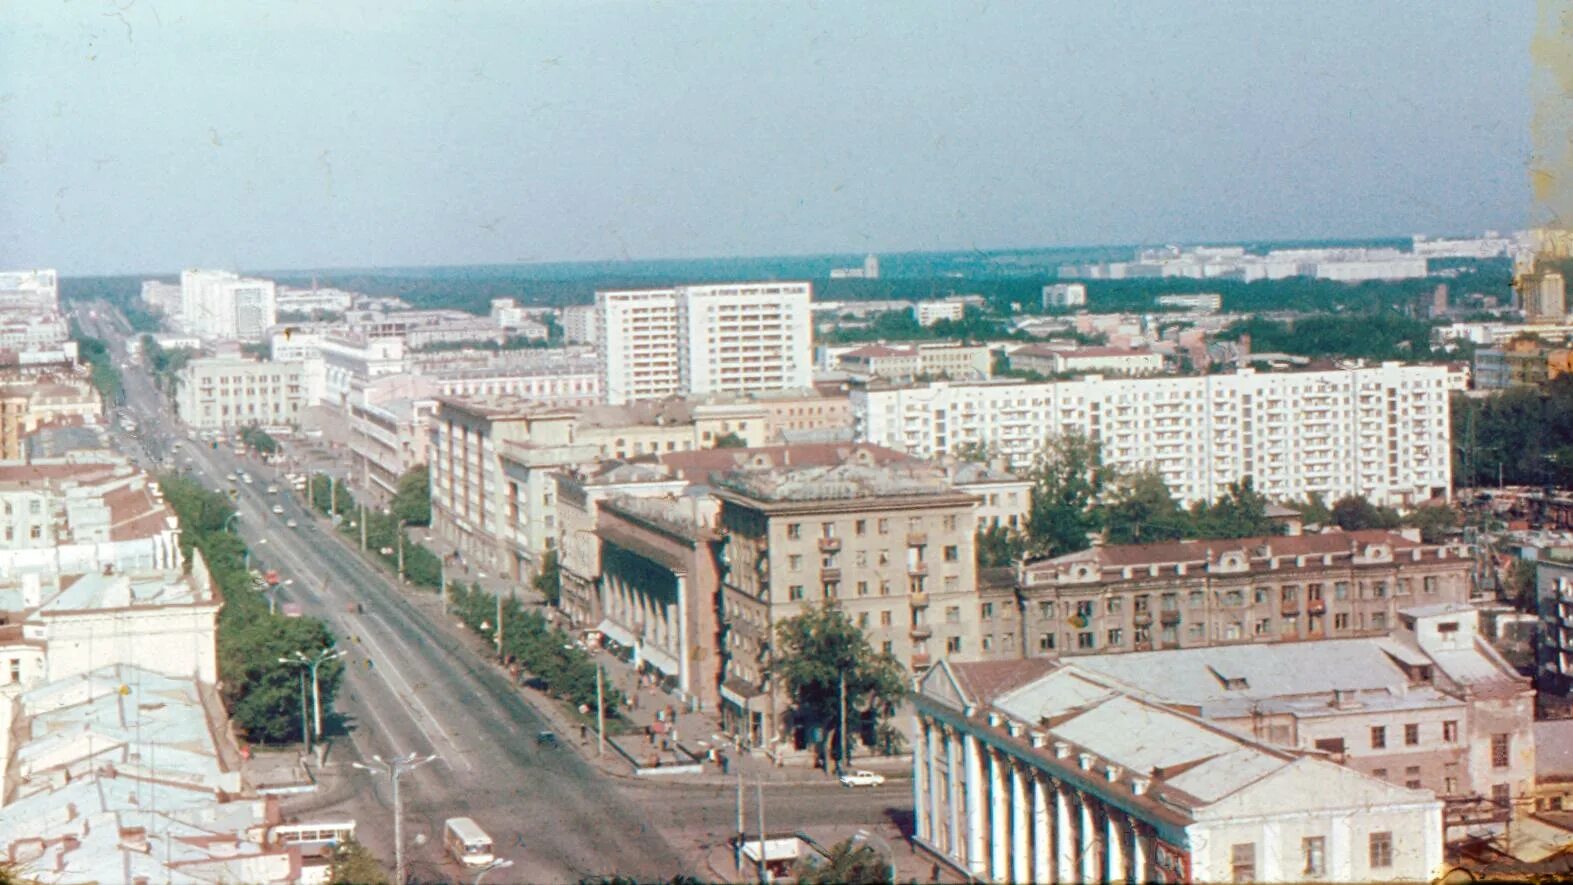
<box><xmin>1188</xmin><ymin>590</ymin><xmax>1205</xmax><ymax>608</ymax></box>
<box><xmin>1335</xmin><ymin>581</ymin><xmax>1349</xmax><ymax>600</ymax></box>
<box><xmin>1303</xmin><ymin>837</ymin><xmax>1325</xmax><ymax>877</ymax></box>
<box><xmin>857</xmin><ymin>612</ymin><xmax>869</xmax><ymax>628</ymax></box>
<box><xmin>1405</xmin><ymin>766</ymin><xmax>1421</xmax><ymax>789</ymax></box>
<box><xmin>1405</xmin><ymin>723</ymin><xmax>1420</xmax><ymax>746</ymax></box>
<box><xmin>1231</xmin><ymin>843</ymin><xmax>1255</xmax><ymax>883</ymax></box>
<box><xmin>878</xmin><ymin>519</ymin><xmax>889</xmax><ymax>534</ymax></box>
<box><xmin>1334</xmin><ymin>613</ymin><xmax>1350</xmax><ymax>630</ymax></box>
<box><xmin>981</xmin><ymin>603</ymin><xmax>994</xmax><ymax>620</ymax></box>
<box><xmin>945</xmin><ymin>606</ymin><xmax>960</xmax><ymax>624</ymax></box>
<box><xmin>1443</xmin><ymin>720</ymin><xmax>1458</xmax><ymax>742</ymax></box>
<box><xmin>1039</xmin><ymin>601</ymin><xmax>1055</xmax><ymax>619</ymax></box>
<box><xmin>789</xmin><ymin>554</ymin><xmax>803</xmax><ymax>571</ymax></box>
<box><xmin>857</xmin><ymin>581</ymin><xmax>869</xmax><ymax>596</ymax></box>
<box><xmin>1314</xmin><ymin>737</ymin><xmax>1345</xmax><ymax>755</ymax></box>
<box><xmin>1077</xmin><ymin>632</ymin><xmax>1094</xmax><ymax>650</ymax></box>
<box><xmin>1424</xmin><ymin>575</ymin><xmax>1438</xmax><ymax>594</ymax></box>
<box><xmin>946</xmin><ymin>636</ymin><xmax>962</xmax><ymax>653</ymax></box>
<box><xmin>823</xmin><ymin>582</ymin><xmax>838</xmax><ymax>598</ymax></box>
<box><xmin>855</xmin><ymin>519</ymin><xmax>866</xmax><ymax>536</ymax></box>
<box><xmin>789</xmin><ymin>585</ymin><xmax>804</xmax><ymax>601</ymax></box>
<box><xmin>1369</xmin><ymin>832</ymin><xmax>1393</xmax><ymax>869</ymax></box>
<box><xmin>1371</xmin><ymin>726</ymin><xmax>1386</xmax><ymax>749</ymax></box>
<box><xmin>1373</xmin><ymin>768</ymin><xmax>1388</xmax><ymax>780</ymax></box>
<box><xmin>982</xmin><ymin>636</ymin><xmax>994</xmax><ymax>652</ymax></box>
<box><xmin>1106</xmin><ymin>628</ymin><xmax>1123</xmax><ymax>646</ymax></box>
<box><xmin>787</xmin><ymin>523</ymin><xmax>801</xmax><ymax>539</ymax></box>
<box><xmin>1106</xmin><ymin>596</ymin><xmax>1123</xmax><ymax>614</ymax></box>
<box><xmin>1492</xmin><ymin>733</ymin><xmax>1511</xmax><ymax>769</ymax></box>
<box><xmin>1039</xmin><ymin>633</ymin><xmax>1055</xmax><ymax>652</ymax></box>
<box><xmin>882</xmin><ymin>640</ymin><xmax>893</xmax><ymax>654</ymax></box>
<box><xmin>1493</xmin><ymin>783</ymin><xmax>1510</xmax><ymax>806</ymax></box>
<box><xmin>1134</xmin><ymin>594</ymin><xmax>1150</xmax><ymax>614</ymax></box>
<box><xmin>943</xmin><ymin>515</ymin><xmax>957</xmax><ymax>531</ymax></box>
<box><xmin>880</xmin><ymin>610</ymin><xmax>892</xmax><ymax>626</ymax></box>
<box><xmin>1444</xmin><ymin>776</ymin><xmax>1458</xmax><ymax>794</ymax></box>
<box><xmin>1254</xmin><ymin>588</ymin><xmax>1270</xmax><ymax>604</ymax></box>
<box><xmin>820</xmin><ymin>521</ymin><xmax>835</xmax><ymax>538</ymax></box>
<box><xmin>943</xmin><ymin>545</ymin><xmax>959</xmax><ymax>562</ymax></box>
<box><xmin>5</xmin><ymin>659</ymin><xmax>16</xmax><ymax>684</ymax></box>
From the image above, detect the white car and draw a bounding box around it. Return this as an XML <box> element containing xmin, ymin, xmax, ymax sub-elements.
<box><xmin>272</xmin><ymin>505</ymin><xmax>284</xmax><ymax>515</ymax></box>
<box><xmin>838</xmin><ymin>770</ymin><xmax>886</xmax><ymax>788</ymax></box>
<box><xmin>286</xmin><ymin>519</ymin><xmax>299</xmax><ymax>528</ymax></box>
<box><xmin>266</xmin><ymin>485</ymin><xmax>278</xmax><ymax>494</ymax></box>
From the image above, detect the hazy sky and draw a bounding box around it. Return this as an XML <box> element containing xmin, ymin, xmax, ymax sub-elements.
<box><xmin>0</xmin><ymin>1</ymin><xmax>1535</xmax><ymax>275</ymax></box>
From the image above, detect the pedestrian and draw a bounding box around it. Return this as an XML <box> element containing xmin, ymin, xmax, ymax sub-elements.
<box><xmin>720</xmin><ymin>754</ymin><xmax>730</xmax><ymax>775</ymax></box>
<box><xmin>580</xmin><ymin>724</ymin><xmax>588</xmax><ymax>743</ymax></box>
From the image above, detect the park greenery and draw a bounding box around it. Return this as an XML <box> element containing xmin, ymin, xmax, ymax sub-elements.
<box><xmin>159</xmin><ymin>474</ymin><xmax>343</xmax><ymax>744</ymax></box>
<box><xmin>533</xmin><ymin>549</ymin><xmax>561</xmax><ymax>607</ymax></box>
<box><xmin>67</xmin><ymin>321</ymin><xmax>123</xmax><ymax>404</ymax></box>
<box><xmin>970</xmin><ymin>433</ymin><xmax>1458</xmax><ymax>566</ymax></box>
<box><xmin>448</xmin><ymin>581</ymin><xmax>625</xmax><ymax>717</ymax></box>
<box><xmin>59</xmin><ymin>275</ymin><xmax>165</xmax><ymax>332</ymax></box>
<box><xmin>238</xmin><ymin>425</ymin><xmax>280</xmax><ymax>455</ymax></box>
<box><xmin>1452</xmin><ymin>378</ymin><xmax>1573</xmax><ymax>489</ymax></box>
<box><xmin>140</xmin><ymin>334</ymin><xmax>196</xmax><ymax>393</ymax></box>
<box><xmin>772</xmin><ymin>603</ymin><xmax>908</xmax><ymax>767</ymax></box>
<box><xmin>327</xmin><ymin>839</ymin><xmax>388</xmax><ymax>885</ymax></box>
<box><xmin>390</xmin><ymin>465</ymin><xmax>431</xmax><ymax>526</ymax></box>
<box><xmin>1215</xmin><ymin>311</ymin><xmax>1443</xmax><ymax>362</ymax></box>
<box><xmin>794</xmin><ymin>837</ymin><xmax>893</xmax><ymax>884</ymax></box>
<box><xmin>308</xmin><ymin>474</ymin><xmax>443</xmax><ymax>589</ymax></box>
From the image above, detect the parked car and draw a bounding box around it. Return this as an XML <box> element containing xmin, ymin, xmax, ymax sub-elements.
<box><xmin>839</xmin><ymin>769</ymin><xmax>886</xmax><ymax>788</ymax></box>
<box><xmin>536</xmin><ymin>731</ymin><xmax>559</xmax><ymax>748</ymax></box>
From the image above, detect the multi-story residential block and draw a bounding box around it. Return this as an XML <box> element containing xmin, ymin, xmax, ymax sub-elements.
<box><xmin>838</xmin><ymin>342</ymin><xmax>994</xmax><ymax>381</ymax></box>
<box><xmin>1074</xmin><ymin>604</ymin><xmax>1534</xmax><ymax>840</ymax></box>
<box><xmin>854</xmin><ymin>363</ymin><xmax>1453</xmax><ymax>507</ymax></box>
<box><xmin>0</xmin><ymin>270</ymin><xmax>59</xmax><ymax>313</ymax></box>
<box><xmin>348</xmin><ymin>397</ymin><xmax>438</xmax><ymax>507</ymax></box>
<box><xmin>0</xmin><ymin>462</ymin><xmax>182</xmax><ymax>575</ymax></box>
<box><xmin>1003</xmin><ymin>530</ymin><xmax>1471</xmax><ymax>659</ymax></box>
<box><xmin>561</xmin><ymin>304</ymin><xmax>598</xmax><ymax>345</ymax></box>
<box><xmin>944</xmin><ymin>460</ymin><xmax>1031</xmax><ymax>532</ymax></box>
<box><xmin>1473</xmin><ymin>336</ymin><xmax>1570</xmax><ymax>389</ymax></box>
<box><xmin>317</xmin><ymin>334</ymin><xmax>406</xmax><ymax>407</ymax></box>
<box><xmin>276</xmin><ymin>284</ymin><xmax>356</xmax><ymax>315</ymax></box>
<box><xmin>596</xmin><ymin>495</ymin><xmax>723</xmax><ymax>708</ymax></box>
<box><xmin>710</xmin><ymin>387</ymin><xmax>852</xmax><ymax>443</ymax></box>
<box><xmin>1535</xmin><ymin>558</ymin><xmax>1573</xmax><ymax>697</ymax></box>
<box><xmin>173</xmin><ymin>357</ymin><xmax>306</xmax><ymax>430</ymax></box>
<box><xmin>1008</xmin><ymin>344</ymin><xmax>1164</xmax><ymax>377</ymax></box>
<box><xmin>555</xmin><ymin>461</ymin><xmax>688</xmax><ymax>630</ymax></box>
<box><xmin>0</xmin><ymin>314</ymin><xmax>70</xmax><ymax>353</ymax></box>
<box><xmin>179</xmin><ymin>269</ymin><xmax>277</xmax><ymax>340</ymax></box>
<box><xmin>1524</xmin><ymin>271</ymin><xmax>1567</xmax><ymax>323</ymax></box>
<box><xmin>914</xmin><ymin>658</ymin><xmax>1444</xmax><ymax>883</ymax></box>
<box><xmin>914</xmin><ymin>300</ymin><xmax>967</xmax><ymax>326</ymax></box>
<box><xmin>1041</xmin><ymin>283</ymin><xmax>1087</xmax><ymax>309</ymax></box>
<box><xmin>713</xmin><ymin>452</ymin><xmax>981</xmax><ymax>748</ymax></box>
<box><xmin>140</xmin><ymin>279</ymin><xmax>184</xmax><ymax>316</ymax></box>
<box><xmin>597</xmin><ymin>282</ymin><xmax>813</xmax><ymax>404</ymax></box>
<box><xmin>496</xmin><ymin>417</ymin><xmax>603</xmax><ymax>580</ymax></box>
<box><xmin>1155</xmin><ymin>292</ymin><xmax>1224</xmax><ymax>312</ymax></box>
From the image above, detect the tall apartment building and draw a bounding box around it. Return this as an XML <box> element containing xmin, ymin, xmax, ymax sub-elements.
<box><xmin>179</xmin><ymin>270</ymin><xmax>277</xmax><ymax>340</ymax></box>
<box><xmin>914</xmin><ymin>659</ymin><xmax>1444</xmax><ymax>883</ymax></box>
<box><xmin>348</xmin><ymin>397</ymin><xmax>438</xmax><ymax>507</ymax></box>
<box><xmin>597</xmin><ymin>282</ymin><xmax>813</xmax><ymax>405</ymax></box>
<box><xmin>561</xmin><ymin>304</ymin><xmax>598</xmax><ymax>344</ymax></box>
<box><xmin>1041</xmin><ymin>283</ymin><xmax>1087</xmax><ymax>309</ymax></box>
<box><xmin>854</xmin><ymin>363</ymin><xmax>1452</xmax><ymax>507</ymax></box>
<box><xmin>140</xmin><ymin>280</ymin><xmax>184</xmax><ymax>316</ymax></box>
<box><xmin>997</xmin><ymin>530</ymin><xmax>1472</xmax><ymax>659</ymax></box>
<box><xmin>0</xmin><ymin>270</ymin><xmax>59</xmax><ymax>313</ymax></box>
<box><xmin>173</xmin><ymin>357</ymin><xmax>306</xmax><ymax>430</ymax></box>
<box><xmin>914</xmin><ymin>300</ymin><xmax>967</xmax><ymax>326</ymax></box>
<box><xmin>713</xmin><ymin>452</ymin><xmax>981</xmax><ymax>748</ymax></box>
<box><xmin>1525</xmin><ymin>271</ymin><xmax>1568</xmax><ymax>323</ymax></box>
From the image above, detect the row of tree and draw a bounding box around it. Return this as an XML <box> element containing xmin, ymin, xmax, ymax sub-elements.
<box><xmin>972</xmin><ymin>433</ymin><xmax>1458</xmax><ymax>567</ymax></box>
<box><xmin>448</xmin><ymin>581</ymin><xmax>626</xmax><ymax>718</ymax></box>
<box><xmin>69</xmin><ymin>327</ymin><xmax>122</xmax><ymax>403</ymax></box>
<box><xmin>1452</xmin><ymin>377</ymin><xmax>1573</xmax><ymax>489</ymax></box>
<box><xmin>159</xmin><ymin>474</ymin><xmax>343</xmax><ymax>743</ymax></box>
<box><xmin>307</xmin><ymin>473</ymin><xmax>443</xmax><ymax>589</ymax></box>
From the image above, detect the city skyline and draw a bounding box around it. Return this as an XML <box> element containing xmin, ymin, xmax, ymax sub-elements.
<box><xmin>1</xmin><ymin>1</ymin><xmax>1534</xmax><ymax>276</ymax></box>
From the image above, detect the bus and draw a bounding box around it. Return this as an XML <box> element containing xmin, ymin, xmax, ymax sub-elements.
<box><xmin>443</xmin><ymin>817</ymin><xmax>495</xmax><ymax>867</ymax></box>
<box><xmin>268</xmin><ymin>820</ymin><xmax>356</xmax><ymax>849</ymax></box>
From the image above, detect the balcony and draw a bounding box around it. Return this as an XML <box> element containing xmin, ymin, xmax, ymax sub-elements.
<box><xmin>1133</xmin><ymin>612</ymin><xmax>1152</xmax><ymax>626</ymax></box>
<box><xmin>911</xmin><ymin>653</ymin><xmax>932</xmax><ymax>669</ymax></box>
<box><xmin>818</xmin><ymin>537</ymin><xmax>841</xmax><ymax>553</ymax></box>
<box><xmin>907</xmin><ymin>532</ymin><xmax>927</xmax><ymax>547</ymax></box>
<box><xmin>819</xmin><ymin>568</ymin><xmax>841</xmax><ymax>582</ymax></box>
<box><xmin>909</xmin><ymin>592</ymin><xmax>930</xmax><ymax>608</ymax></box>
<box><xmin>909</xmin><ymin>624</ymin><xmax>933</xmax><ymax>640</ymax></box>
<box><xmin>1307</xmin><ymin>598</ymin><xmax>1326</xmax><ymax>614</ymax></box>
<box><xmin>908</xmin><ymin>562</ymin><xmax>928</xmax><ymax>577</ymax></box>
<box><xmin>1133</xmin><ymin>641</ymin><xmax>1154</xmax><ymax>652</ymax></box>
<box><xmin>1160</xmin><ymin>610</ymin><xmax>1182</xmax><ymax>625</ymax></box>
<box><xmin>1281</xmin><ymin>603</ymin><xmax>1299</xmax><ymax>617</ymax></box>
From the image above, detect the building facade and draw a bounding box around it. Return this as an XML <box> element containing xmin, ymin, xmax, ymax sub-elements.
<box><xmin>179</xmin><ymin>270</ymin><xmax>277</xmax><ymax>341</ymax></box>
<box><xmin>173</xmin><ymin>357</ymin><xmax>306</xmax><ymax>430</ymax></box>
<box><xmin>854</xmin><ymin>363</ymin><xmax>1453</xmax><ymax>507</ymax></box>
<box><xmin>1042</xmin><ymin>283</ymin><xmax>1087</xmax><ymax>309</ymax></box>
<box><xmin>1008</xmin><ymin>345</ymin><xmax>1164</xmax><ymax>377</ymax></box>
<box><xmin>914</xmin><ymin>659</ymin><xmax>1445</xmax><ymax>883</ymax></box>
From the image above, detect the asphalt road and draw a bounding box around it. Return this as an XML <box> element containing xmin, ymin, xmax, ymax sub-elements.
<box><xmin>79</xmin><ymin>304</ymin><xmax>690</xmax><ymax>883</ymax></box>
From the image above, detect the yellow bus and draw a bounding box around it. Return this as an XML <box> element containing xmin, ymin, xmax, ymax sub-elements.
<box><xmin>443</xmin><ymin>817</ymin><xmax>494</xmax><ymax>868</ymax></box>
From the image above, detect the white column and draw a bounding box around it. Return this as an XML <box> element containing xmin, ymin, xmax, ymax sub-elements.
<box><xmin>1105</xmin><ymin>808</ymin><xmax>1125</xmax><ymax>884</ymax></box>
<box><xmin>947</xmin><ymin>730</ymin><xmax>961</xmax><ymax>858</ymax></box>
<box><xmin>989</xmin><ymin>749</ymin><xmax>1008</xmax><ymax>881</ymax></box>
<box><xmin>964</xmin><ymin>733</ymin><xmax>986</xmax><ymax>876</ymax></box>
<box><xmin>1131</xmin><ymin>824</ymin><xmax>1148</xmax><ymax>885</ymax></box>
<box><xmin>1031</xmin><ymin>774</ymin><xmax>1050</xmax><ymax>884</ymax></box>
<box><xmin>675</xmin><ymin>574</ymin><xmax>689</xmax><ymax>698</ymax></box>
<box><xmin>1010</xmin><ymin>761</ymin><xmax>1028</xmax><ymax>882</ymax></box>
<box><xmin>1055</xmin><ymin>783</ymin><xmax>1075</xmax><ymax>884</ymax></box>
<box><xmin>927</xmin><ymin>724</ymin><xmax>941</xmax><ymax>848</ymax></box>
<box><xmin>913</xmin><ymin>719</ymin><xmax>929</xmax><ymax>842</ymax></box>
<box><xmin>1078</xmin><ymin>795</ymin><xmax>1096</xmax><ymax>883</ymax></box>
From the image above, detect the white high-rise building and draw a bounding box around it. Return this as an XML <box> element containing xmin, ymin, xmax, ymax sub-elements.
<box><xmin>179</xmin><ymin>270</ymin><xmax>277</xmax><ymax>341</ymax></box>
<box><xmin>561</xmin><ymin>304</ymin><xmax>598</xmax><ymax>344</ymax></box>
<box><xmin>853</xmin><ymin>362</ymin><xmax>1452</xmax><ymax>507</ymax></box>
<box><xmin>597</xmin><ymin>281</ymin><xmax>812</xmax><ymax>405</ymax></box>
<box><xmin>0</xmin><ymin>270</ymin><xmax>59</xmax><ymax>313</ymax></box>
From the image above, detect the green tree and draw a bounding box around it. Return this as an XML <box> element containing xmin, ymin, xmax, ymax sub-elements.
<box><xmin>239</xmin><ymin>425</ymin><xmax>280</xmax><ymax>454</ymax></box>
<box><xmin>1505</xmin><ymin>558</ymin><xmax>1538</xmax><ymax>610</ymax></box>
<box><xmin>1330</xmin><ymin>494</ymin><xmax>1403</xmax><ymax>532</ymax></box>
<box><xmin>1296</xmin><ymin>492</ymin><xmax>1333</xmax><ymax>527</ymax></box>
<box><xmin>1024</xmin><ymin>432</ymin><xmax>1111</xmax><ymax>556</ymax></box>
<box><xmin>328</xmin><ymin>839</ymin><xmax>388</xmax><ymax>885</ymax></box>
<box><xmin>713</xmin><ymin>431</ymin><xmax>747</xmax><ymax>448</ymax></box>
<box><xmin>1405</xmin><ymin>503</ymin><xmax>1459</xmax><ymax>544</ymax></box>
<box><xmin>975</xmin><ymin>524</ymin><xmax>1024</xmax><ymax>567</ymax></box>
<box><xmin>390</xmin><ymin>465</ymin><xmax>431</xmax><ymax>526</ymax></box>
<box><xmin>533</xmin><ymin>549</ymin><xmax>561</xmax><ymax>606</ymax></box>
<box><xmin>1103</xmin><ymin>468</ymin><xmax>1190</xmax><ymax>544</ymax></box>
<box><xmin>1188</xmin><ymin>479</ymin><xmax>1279</xmax><ymax>540</ymax></box>
<box><xmin>795</xmin><ymin>837</ymin><xmax>892</xmax><ymax>885</ymax></box>
<box><xmin>772</xmin><ymin>603</ymin><xmax>907</xmax><ymax>768</ymax></box>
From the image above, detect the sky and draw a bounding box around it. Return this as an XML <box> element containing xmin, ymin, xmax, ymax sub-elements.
<box><xmin>0</xmin><ymin>1</ymin><xmax>1537</xmax><ymax>275</ymax></box>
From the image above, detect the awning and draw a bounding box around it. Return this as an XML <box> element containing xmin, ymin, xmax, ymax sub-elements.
<box><xmin>640</xmin><ymin>643</ymin><xmax>680</xmax><ymax>677</ymax></box>
<box><xmin>597</xmin><ymin>619</ymin><xmax>637</xmax><ymax>648</ymax></box>
<box><xmin>720</xmin><ymin>677</ymin><xmax>762</xmax><ymax>707</ymax></box>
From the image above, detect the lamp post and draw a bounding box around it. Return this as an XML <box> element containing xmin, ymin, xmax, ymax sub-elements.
<box><xmin>277</xmin><ymin>656</ymin><xmax>312</xmax><ymax>754</ymax></box>
<box><xmin>289</xmin><ymin>647</ymin><xmax>346</xmax><ymax>738</ymax></box>
<box><xmin>223</xmin><ymin>512</ymin><xmax>240</xmax><ymax>534</ymax></box>
<box><xmin>353</xmin><ymin>753</ymin><xmax>438</xmax><ymax>885</ymax></box>
<box><xmin>475</xmin><ymin>859</ymin><xmax>514</xmax><ymax>885</ymax></box>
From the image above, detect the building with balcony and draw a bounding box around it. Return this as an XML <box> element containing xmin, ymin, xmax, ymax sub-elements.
<box><xmin>1004</xmin><ymin>530</ymin><xmax>1472</xmax><ymax>659</ymax></box>
<box><xmin>1007</xmin><ymin>344</ymin><xmax>1164</xmax><ymax>377</ymax></box>
<box><xmin>712</xmin><ymin>451</ymin><xmax>982</xmax><ymax>749</ymax></box>
<box><xmin>853</xmin><ymin>363</ymin><xmax>1453</xmax><ymax>508</ymax></box>
<box><xmin>554</xmin><ymin>462</ymin><xmax>688</xmax><ymax>630</ymax></box>
<box><xmin>347</xmin><ymin>397</ymin><xmax>437</xmax><ymax>508</ymax></box>
<box><xmin>837</xmin><ymin>342</ymin><xmax>994</xmax><ymax>382</ymax></box>
<box><xmin>178</xmin><ymin>270</ymin><xmax>277</xmax><ymax>341</ymax></box>
<box><xmin>914</xmin><ymin>658</ymin><xmax>1444</xmax><ymax>883</ymax></box>
<box><xmin>1534</xmin><ymin>559</ymin><xmax>1573</xmax><ymax>698</ymax></box>
<box><xmin>173</xmin><ymin>357</ymin><xmax>307</xmax><ymax>430</ymax></box>
<box><xmin>1072</xmin><ymin>604</ymin><xmax>1534</xmax><ymax>841</ymax></box>
<box><xmin>0</xmin><ymin>270</ymin><xmax>59</xmax><ymax>313</ymax></box>
<box><xmin>598</xmin><ymin>282</ymin><xmax>813</xmax><ymax>405</ymax></box>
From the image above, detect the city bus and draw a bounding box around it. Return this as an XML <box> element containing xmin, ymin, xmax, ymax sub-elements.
<box><xmin>268</xmin><ymin>820</ymin><xmax>356</xmax><ymax>849</ymax></box>
<box><xmin>443</xmin><ymin>817</ymin><xmax>495</xmax><ymax>867</ymax></box>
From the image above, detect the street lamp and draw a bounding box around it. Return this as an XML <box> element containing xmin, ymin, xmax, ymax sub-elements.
<box><xmin>223</xmin><ymin>512</ymin><xmax>241</xmax><ymax>534</ymax></box>
<box><xmin>475</xmin><ymin>859</ymin><xmax>513</xmax><ymax>885</ymax></box>
<box><xmin>276</xmin><ymin>656</ymin><xmax>312</xmax><ymax>754</ymax></box>
<box><xmin>288</xmin><ymin>647</ymin><xmax>347</xmax><ymax>738</ymax></box>
<box><xmin>353</xmin><ymin>753</ymin><xmax>439</xmax><ymax>885</ymax></box>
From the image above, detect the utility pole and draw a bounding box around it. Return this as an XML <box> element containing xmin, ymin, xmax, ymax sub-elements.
<box><xmin>756</xmin><ymin>780</ymin><xmax>767</xmax><ymax>885</ymax></box>
<box><xmin>360</xmin><ymin>502</ymin><xmax>368</xmax><ymax>551</ymax></box>
<box><xmin>838</xmin><ymin>670</ymin><xmax>849</xmax><ymax>776</ymax></box>
<box><xmin>596</xmin><ymin>662</ymin><xmax>605</xmax><ymax>757</ymax></box>
<box><xmin>298</xmin><ymin>669</ymin><xmax>311</xmax><ymax>754</ymax></box>
<box><xmin>495</xmin><ymin>591</ymin><xmax>504</xmax><ymax>657</ymax></box>
<box><xmin>330</xmin><ymin>477</ymin><xmax>336</xmax><ymax>515</ymax></box>
<box><xmin>735</xmin><ymin>771</ymin><xmax>745</xmax><ymax>873</ymax></box>
<box><xmin>353</xmin><ymin>753</ymin><xmax>438</xmax><ymax>885</ymax></box>
<box><xmin>396</xmin><ymin>519</ymin><xmax>406</xmax><ymax>582</ymax></box>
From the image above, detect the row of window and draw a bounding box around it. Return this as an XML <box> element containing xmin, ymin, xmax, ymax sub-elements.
<box><xmin>1231</xmin><ymin>831</ymin><xmax>1392</xmax><ymax>880</ymax></box>
<box><xmin>785</xmin><ymin>515</ymin><xmax>962</xmax><ymax>539</ymax></box>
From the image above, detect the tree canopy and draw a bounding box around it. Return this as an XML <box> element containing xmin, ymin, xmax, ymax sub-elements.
<box><xmin>773</xmin><ymin>603</ymin><xmax>908</xmax><ymax>766</ymax></box>
<box><xmin>795</xmin><ymin>837</ymin><xmax>892</xmax><ymax>885</ymax></box>
<box><xmin>390</xmin><ymin>465</ymin><xmax>431</xmax><ymax>526</ymax></box>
